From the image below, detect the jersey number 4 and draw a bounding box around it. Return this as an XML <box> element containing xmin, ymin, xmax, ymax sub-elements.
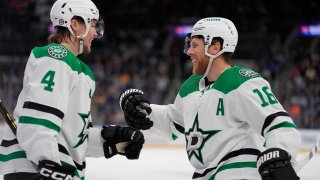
<box><xmin>41</xmin><ymin>70</ymin><xmax>56</xmax><ymax>92</ymax></box>
<box><xmin>253</xmin><ymin>86</ymin><xmax>278</xmax><ymax>107</ymax></box>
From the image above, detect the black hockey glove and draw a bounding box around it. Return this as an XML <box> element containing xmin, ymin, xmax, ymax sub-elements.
<box><xmin>119</xmin><ymin>89</ymin><xmax>153</xmax><ymax>130</ymax></box>
<box><xmin>38</xmin><ymin>160</ymin><xmax>75</xmax><ymax>180</ymax></box>
<box><xmin>101</xmin><ymin>125</ymin><xmax>145</xmax><ymax>159</ymax></box>
<box><xmin>257</xmin><ymin>148</ymin><xmax>299</xmax><ymax>180</ymax></box>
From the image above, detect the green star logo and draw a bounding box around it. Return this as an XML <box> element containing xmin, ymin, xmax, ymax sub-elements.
<box><xmin>73</xmin><ymin>113</ymin><xmax>90</xmax><ymax>148</ymax></box>
<box><xmin>185</xmin><ymin>113</ymin><xmax>221</xmax><ymax>164</ymax></box>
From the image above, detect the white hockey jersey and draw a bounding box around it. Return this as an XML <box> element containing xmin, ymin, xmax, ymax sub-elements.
<box><xmin>149</xmin><ymin>66</ymin><xmax>301</xmax><ymax>180</ymax></box>
<box><xmin>0</xmin><ymin>44</ymin><xmax>105</xmax><ymax>179</ymax></box>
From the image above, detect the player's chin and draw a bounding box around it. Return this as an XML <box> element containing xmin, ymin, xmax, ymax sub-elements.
<box><xmin>83</xmin><ymin>46</ymin><xmax>91</xmax><ymax>54</ymax></box>
<box><xmin>192</xmin><ymin>67</ymin><xmax>205</xmax><ymax>75</ymax></box>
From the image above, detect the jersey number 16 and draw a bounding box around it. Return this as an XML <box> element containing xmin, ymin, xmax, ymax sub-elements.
<box><xmin>253</xmin><ymin>86</ymin><xmax>279</xmax><ymax>107</ymax></box>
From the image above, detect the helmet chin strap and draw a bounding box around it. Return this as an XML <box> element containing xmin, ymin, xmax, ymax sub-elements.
<box><xmin>76</xmin><ymin>35</ymin><xmax>84</xmax><ymax>54</ymax></box>
<box><xmin>204</xmin><ymin>50</ymin><xmax>224</xmax><ymax>77</ymax></box>
<box><xmin>79</xmin><ymin>39</ymin><xmax>84</xmax><ymax>54</ymax></box>
<box><xmin>72</xmin><ymin>24</ymin><xmax>90</xmax><ymax>55</ymax></box>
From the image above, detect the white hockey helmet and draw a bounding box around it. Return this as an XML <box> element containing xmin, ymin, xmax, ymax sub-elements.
<box><xmin>189</xmin><ymin>17</ymin><xmax>238</xmax><ymax>56</ymax></box>
<box><xmin>50</xmin><ymin>0</ymin><xmax>104</xmax><ymax>38</ymax></box>
<box><xmin>185</xmin><ymin>17</ymin><xmax>238</xmax><ymax>76</ymax></box>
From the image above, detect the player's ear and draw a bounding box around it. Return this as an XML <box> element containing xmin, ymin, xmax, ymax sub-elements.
<box><xmin>208</xmin><ymin>41</ymin><xmax>221</xmax><ymax>55</ymax></box>
<box><xmin>70</xmin><ymin>19</ymin><xmax>81</xmax><ymax>34</ymax></box>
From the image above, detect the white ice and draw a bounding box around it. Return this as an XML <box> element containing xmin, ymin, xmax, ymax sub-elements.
<box><xmin>1</xmin><ymin>146</ymin><xmax>319</xmax><ymax>180</ymax></box>
<box><xmin>85</xmin><ymin>147</ymin><xmax>319</xmax><ymax>180</ymax></box>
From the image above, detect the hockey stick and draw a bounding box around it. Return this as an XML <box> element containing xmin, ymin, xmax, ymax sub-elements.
<box><xmin>295</xmin><ymin>139</ymin><xmax>320</xmax><ymax>172</ymax></box>
<box><xmin>0</xmin><ymin>98</ymin><xmax>128</xmax><ymax>153</ymax></box>
<box><xmin>0</xmin><ymin>98</ymin><xmax>17</xmax><ymax>135</ymax></box>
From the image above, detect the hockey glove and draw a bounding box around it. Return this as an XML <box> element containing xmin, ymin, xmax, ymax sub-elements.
<box><xmin>101</xmin><ymin>125</ymin><xmax>145</xmax><ymax>159</ymax></box>
<box><xmin>119</xmin><ymin>89</ymin><xmax>153</xmax><ymax>130</ymax></box>
<box><xmin>38</xmin><ymin>160</ymin><xmax>75</xmax><ymax>180</ymax></box>
<box><xmin>257</xmin><ymin>148</ymin><xmax>299</xmax><ymax>180</ymax></box>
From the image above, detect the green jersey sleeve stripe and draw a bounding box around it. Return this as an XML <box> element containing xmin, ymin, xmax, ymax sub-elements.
<box><xmin>19</xmin><ymin>116</ymin><xmax>61</xmax><ymax>133</ymax></box>
<box><xmin>192</xmin><ymin>148</ymin><xmax>260</xmax><ymax>179</ymax></box>
<box><xmin>261</xmin><ymin>111</ymin><xmax>290</xmax><ymax>136</ymax></box>
<box><xmin>209</xmin><ymin>161</ymin><xmax>257</xmax><ymax>180</ymax></box>
<box><xmin>267</xmin><ymin>121</ymin><xmax>296</xmax><ymax>133</ymax></box>
<box><xmin>0</xmin><ymin>151</ymin><xmax>27</xmax><ymax>162</ymax></box>
<box><xmin>23</xmin><ymin>101</ymin><xmax>64</xmax><ymax>119</ymax></box>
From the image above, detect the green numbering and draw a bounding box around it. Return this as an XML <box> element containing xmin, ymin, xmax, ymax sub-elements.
<box><xmin>253</xmin><ymin>86</ymin><xmax>278</xmax><ymax>107</ymax></box>
<box><xmin>41</xmin><ymin>70</ymin><xmax>56</xmax><ymax>92</ymax></box>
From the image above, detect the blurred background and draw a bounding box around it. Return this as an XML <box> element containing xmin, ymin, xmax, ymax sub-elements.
<box><xmin>0</xmin><ymin>0</ymin><xmax>319</xmax><ymax>129</ymax></box>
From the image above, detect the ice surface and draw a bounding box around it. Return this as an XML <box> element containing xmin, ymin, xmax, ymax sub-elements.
<box><xmin>0</xmin><ymin>147</ymin><xmax>319</xmax><ymax>180</ymax></box>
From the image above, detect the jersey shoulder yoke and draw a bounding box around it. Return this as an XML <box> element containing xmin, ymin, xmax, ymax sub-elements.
<box><xmin>179</xmin><ymin>74</ymin><xmax>204</xmax><ymax>98</ymax></box>
<box><xmin>32</xmin><ymin>44</ymin><xmax>95</xmax><ymax>81</ymax></box>
<box><xmin>212</xmin><ymin>66</ymin><xmax>262</xmax><ymax>94</ymax></box>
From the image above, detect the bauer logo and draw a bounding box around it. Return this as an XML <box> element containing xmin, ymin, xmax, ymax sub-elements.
<box><xmin>59</xmin><ymin>19</ymin><xmax>64</xmax><ymax>25</ymax></box>
<box><xmin>239</xmin><ymin>68</ymin><xmax>258</xmax><ymax>78</ymax></box>
<box><xmin>119</xmin><ymin>89</ymin><xmax>144</xmax><ymax>110</ymax></box>
<box><xmin>257</xmin><ymin>151</ymin><xmax>280</xmax><ymax>167</ymax></box>
<box><xmin>205</xmin><ymin>18</ymin><xmax>220</xmax><ymax>21</ymax></box>
<box><xmin>48</xmin><ymin>46</ymin><xmax>67</xmax><ymax>59</ymax></box>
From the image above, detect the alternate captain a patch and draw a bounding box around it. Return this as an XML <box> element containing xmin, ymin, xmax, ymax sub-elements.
<box><xmin>239</xmin><ymin>68</ymin><xmax>258</xmax><ymax>78</ymax></box>
<box><xmin>48</xmin><ymin>46</ymin><xmax>67</xmax><ymax>58</ymax></box>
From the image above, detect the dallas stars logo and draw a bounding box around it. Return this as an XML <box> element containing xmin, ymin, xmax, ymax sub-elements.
<box><xmin>73</xmin><ymin>113</ymin><xmax>90</xmax><ymax>148</ymax></box>
<box><xmin>239</xmin><ymin>68</ymin><xmax>258</xmax><ymax>78</ymax></box>
<box><xmin>48</xmin><ymin>46</ymin><xmax>67</xmax><ymax>58</ymax></box>
<box><xmin>185</xmin><ymin>113</ymin><xmax>221</xmax><ymax>164</ymax></box>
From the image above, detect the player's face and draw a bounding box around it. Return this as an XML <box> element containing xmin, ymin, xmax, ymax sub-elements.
<box><xmin>186</xmin><ymin>37</ymin><xmax>209</xmax><ymax>75</ymax></box>
<box><xmin>82</xmin><ymin>20</ymin><xmax>98</xmax><ymax>54</ymax></box>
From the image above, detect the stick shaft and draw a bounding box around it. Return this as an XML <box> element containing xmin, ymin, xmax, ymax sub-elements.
<box><xmin>295</xmin><ymin>140</ymin><xmax>320</xmax><ymax>172</ymax></box>
<box><xmin>0</xmin><ymin>99</ymin><xmax>16</xmax><ymax>135</ymax></box>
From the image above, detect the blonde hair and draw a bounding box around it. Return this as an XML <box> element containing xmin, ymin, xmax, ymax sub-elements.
<box><xmin>48</xmin><ymin>16</ymin><xmax>85</xmax><ymax>44</ymax></box>
<box><xmin>48</xmin><ymin>27</ymin><xmax>71</xmax><ymax>44</ymax></box>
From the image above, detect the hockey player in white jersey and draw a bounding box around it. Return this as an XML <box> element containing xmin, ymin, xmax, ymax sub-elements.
<box><xmin>0</xmin><ymin>0</ymin><xmax>145</xmax><ymax>180</ymax></box>
<box><xmin>119</xmin><ymin>17</ymin><xmax>301</xmax><ymax>180</ymax></box>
